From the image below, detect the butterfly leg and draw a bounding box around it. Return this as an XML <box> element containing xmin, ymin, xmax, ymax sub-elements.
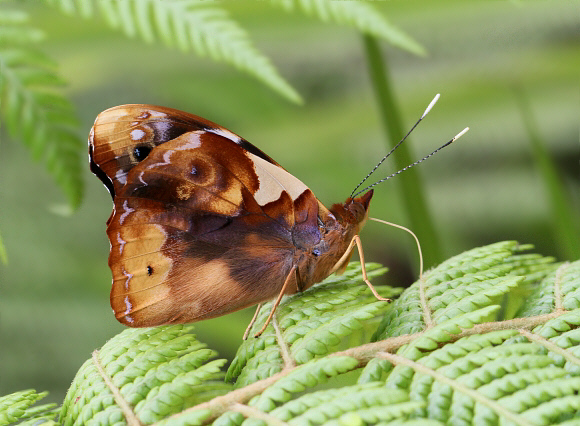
<box><xmin>354</xmin><ymin>235</ymin><xmax>391</xmax><ymax>302</ymax></box>
<box><xmin>243</xmin><ymin>303</ymin><xmax>263</xmax><ymax>340</ymax></box>
<box><xmin>254</xmin><ymin>266</ymin><xmax>297</xmax><ymax>338</ymax></box>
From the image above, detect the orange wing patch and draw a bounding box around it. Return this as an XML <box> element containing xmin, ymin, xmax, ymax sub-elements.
<box><xmin>109</xmin><ymin>222</ymin><xmax>172</xmax><ymax>325</ymax></box>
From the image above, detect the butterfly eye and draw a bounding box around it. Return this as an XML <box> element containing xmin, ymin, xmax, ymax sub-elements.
<box><xmin>133</xmin><ymin>145</ymin><xmax>152</xmax><ymax>162</ymax></box>
<box><xmin>312</xmin><ymin>249</ymin><xmax>321</xmax><ymax>257</ymax></box>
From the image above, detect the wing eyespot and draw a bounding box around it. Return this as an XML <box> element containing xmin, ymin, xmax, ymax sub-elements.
<box><xmin>133</xmin><ymin>145</ymin><xmax>152</xmax><ymax>162</ymax></box>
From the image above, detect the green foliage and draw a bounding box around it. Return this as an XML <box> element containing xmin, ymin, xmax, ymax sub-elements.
<box><xmin>42</xmin><ymin>0</ymin><xmax>301</xmax><ymax>103</ymax></box>
<box><xmin>269</xmin><ymin>0</ymin><xmax>424</xmax><ymax>55</ymax></box>
<box><xmin>59</xmin><ymin>326</ymin><xmax>229</xmax><ymax>425</ymax></box>
<box><xmin>227</xmin><ymin>263</ymin><xmax>397</xmax><ymax>386</ymax></box>
<box><xmin>3</xmin><ymin>241</ymin><xmax>578</xmax><ymax>424</ymax></box>
<box><xmin>0</xmin><ymin>6</ymin><xmax>83</xmax><ymax>208</ymax></box>
<box><xmin>0</xmin><ymin>389</ymin><xmax>58</xmax><ymax>424</ymax></box>
<box><xmin>373</xmin><ymin>241</ymin><xmax>557</xmax><ymax>340</ymax></box>
<box><xmin>40</xmin><ymin>0</ymin><xmax>422</xmax><ymax>105</ymax></box>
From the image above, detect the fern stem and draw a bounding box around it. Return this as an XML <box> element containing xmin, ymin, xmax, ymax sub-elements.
<box><xmin>519</xmin><ymin>329</ymin><xmax>580</xmax><ymax>369</ymax></box>
<box><xmin>232</xmin><ymin>403</ymin><xmax>289</xmax><ymax>426</ymax></box>
<box><xmin>273</xmin><ymin>317</ymin><xmax>295</xmax><ymax>369</ymax></box>
<box><xmin>553</xmin><ymin>262</ymin><xmax>569</xmax><ymax>312</ymax></box>
<box><xmin>516</xmin><ymin>91</ymin><xmax>580</xmax><ymax>260</ymax></box>
<box><xmin>362</xmin><ymin>35</ymin><xmax>443</xmax><ymax>268</ymax></box>
<box><xmin>167</xmin><ymin>370</ymin><xmax>288</xmax><ymax>423</ymax></box>
<box><xmin>418</xmin><ymin>273</ymin><xmax>434</xmax><ymax>328</ymax></box>
<box><xmin>91</xmin><ymin>350</ymin><xmax>141</xmax><ymax>426</ymax></box>
<box><xmin>377</xmin><ymin>352</ymin><xmax>533</xmax><ymax>426</ymax></box>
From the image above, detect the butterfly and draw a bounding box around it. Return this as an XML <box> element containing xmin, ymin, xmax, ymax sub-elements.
<box><xmin>89</xmin><ymin>97</ymin><xmax>467</xmax><ymax>337</ymax></box>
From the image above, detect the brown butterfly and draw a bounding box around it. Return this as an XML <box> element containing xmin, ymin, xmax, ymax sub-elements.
<box><xmin>89</xmin><ymin>98</ymin><xmax>467</xmax><ymax>337</ymax></box>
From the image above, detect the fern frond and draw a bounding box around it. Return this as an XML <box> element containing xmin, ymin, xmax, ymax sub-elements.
<box><xmin>57</xmin><ymin>245</ymin><xmax>580</xmax><ymax>424</ymax></box>
<box><xmin>355</xmin><ymin>269</ymin><xmax>580</xmax><ymax>426</ymax></box>
<box><xmin>0</xmin><ymin>389</ymin><xmax>57</xmax><ymax>424</ymax></box>
<box><xmin>0</xmin><ymin>7</ymin><xmax>83</xmax><ymax>208</ymax></box>
<box><xmin>270</xmin><ymin>0</ymin><xmax>424</xmax><ymax>55</ymax></box>
<box><xmin>373</xmin><ymin>241</ymin><xmax>557</xmax><ymax>340</ymax></box>
<box><xmin>252</xmin><ymin>356</ymin><xmax>360</xmax><ymax>410</ymax></box>
<box><xmin>43</xmin><ymin>0</ymin><xmax>302</xmax><ymax>103</ymax></box>
<box><xmin>271</xmin><ymin>383</ymin><xmax>415</xmax><ymax>424</ymax></box>
<box><xmin>213</xmin><ymin>356</ymin><xmax>362</xmax><ymax>425</ymax></box>
<box><xmin>227</xmin><ymin>263</ymin><xmax>397</xmax><ymax>385</ymax></box>
<box><xmin>60</xmin><ymin>325</ymin><xmax>230</xmax><ymax>425</ymax></box>
<box><xmin>519</xmin><ymin>261</ymin><xmax>580</xmax><ymax>317</ymax></box>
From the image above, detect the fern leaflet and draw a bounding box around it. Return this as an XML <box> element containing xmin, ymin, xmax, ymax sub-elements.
<box><xmin>59</xmin><ymin>326</ymin><xmax>230</xmax><ymax>425</ymax></box>
<box><xmin>0</xmin><ymin>389</ymin><xmax>58</xmax><ymax>424</ymax></box>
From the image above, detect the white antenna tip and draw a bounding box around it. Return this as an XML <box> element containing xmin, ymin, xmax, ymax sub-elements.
<box><xmin>453</xmin><ymin>127</ymin><xmax>470</xmax><ymax>141</ymax></box>
<box><xmin>422</xmin><ymin>93</ymin><xmax>441</xmax><ymax>119</ymax></box>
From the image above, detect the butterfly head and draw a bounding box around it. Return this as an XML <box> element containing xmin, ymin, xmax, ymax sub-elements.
<box><xmin>330</xmin><ymin>189</ymin><xmax>374</xmax><ymax>230</ymax></box>
<box><xmin>345</xmin><ymin>189</ymin><xmax>374</xmax><ymax>222</ymax></box>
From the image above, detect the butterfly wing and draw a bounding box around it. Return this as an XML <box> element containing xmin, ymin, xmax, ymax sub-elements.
<box><xmin>90</xmin><ymin>105</ymin><xmax>324</xmax><ymax>326</ymax></box>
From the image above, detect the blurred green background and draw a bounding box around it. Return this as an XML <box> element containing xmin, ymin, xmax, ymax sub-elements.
<box><xmin>1</xmin><ymin>0</ymin><xmax>578</xmax><ymax>404</ymax></box>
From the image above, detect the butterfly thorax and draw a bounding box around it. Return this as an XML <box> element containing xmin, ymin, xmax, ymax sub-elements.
<box><xmin>292</xmin><ymin>190</ymin><xmax>373</xmax><ymax>291</ymax></box>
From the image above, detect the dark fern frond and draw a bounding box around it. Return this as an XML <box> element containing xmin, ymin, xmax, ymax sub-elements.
<box><xmin>0</xmin><ymin>6</ymin><xmax>83</xmax><ymax>208</ymax></box>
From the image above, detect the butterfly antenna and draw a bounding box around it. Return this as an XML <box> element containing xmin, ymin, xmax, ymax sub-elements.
<box><xmin>352</xmin><ymin>127</ymin><xmax>469</xmax><ymax>198</ymax></box>
<box><xmin>349</xmin><ymin>94</ymin><xmax>441</xmax><ymax>199</ymax></box>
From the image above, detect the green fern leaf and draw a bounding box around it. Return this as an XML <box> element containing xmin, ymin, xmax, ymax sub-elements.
<box><xmin>0</xmin><ymin>7</ymin><xmax>83</xmax><ymax>208</ymax></box>
<box><xmin>43</xmin><ymin>0</ymin><xmax>302</xmax><ymax>103</ymax></box>
<box><xmin>227</xmin><ymin>263</ymin><xmax>398</xmax><ymax>386</ymax></box>
<box><xmin>253</xmin><ymin>356</ymin><xmax>360</xmax><ymax>410</ymax></box>
<box><xmin>270</xmin><ymin>0</ymin><xmax>425</xmax><ymax>55</ymax></box>
<box><xmin>519</xmin><ymin>261</ymin><xmax>580</xmax><ymax>317</ymax></box>
<box><xmin>60</xmin><ymin>325</ymin><xmax>230</xmax><ymax>425</ymax></box>
<box><xmin>373</xmin><ymin>241</ymin><xmax>557</xmax><ymax>340</ymax></box>
<box><xmin>271</xmin><ymin>383</ymin><xmax>415</xmax><ymax>424</ymax></box>
<box><xmin>53</xmin><ymin>243</ymin><xmax>580</xmax><ymax>424</ymax></box>
<box><xmin>213</xmin><ymin>356</ymin><xmax>362</xmax><ymax>425</ymax></box>
<box><xmin>359</xmin><ymin>250</ymin><xmax>577</xmax><ymax>425</ymax></box>
<box><xmin>0</xmin><ymin>389</ymin><xmax>57</xmax><ymax>424</ymax></box>
<box><xmin>325</xmin><ymin>401</ymin><xmax>425</xmax><ymax>426</ymax></box>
